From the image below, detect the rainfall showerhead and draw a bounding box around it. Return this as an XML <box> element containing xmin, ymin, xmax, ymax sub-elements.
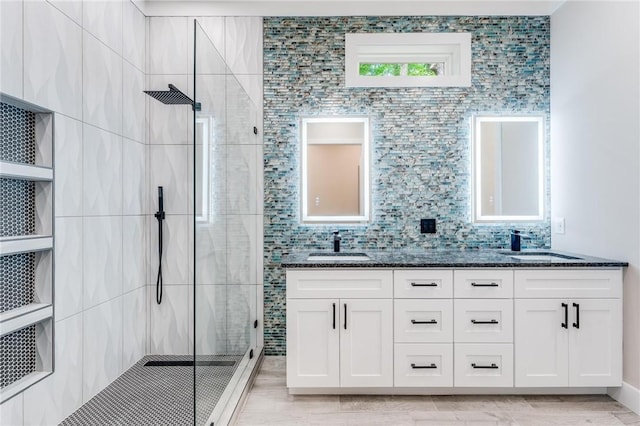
<box><xmin>144</xmin><ymin>84</ymin><xmax>200</xmax><ymax>110</ymax></box>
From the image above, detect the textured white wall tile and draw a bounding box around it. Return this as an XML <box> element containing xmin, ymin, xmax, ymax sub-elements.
<box><xmin>122</xmin><ymin>287</ymin><xmax>146</xmax><ymax>370</ymax></box>
<box><xmin>226</xmin><ymin>76</ymin><xmax>258</xmax><ymax>145</ymax></box>
<box><xmin>226</xmin><ymin>215</ymin><xmax>257</xmax><ymax>285</ymax></box>
<box><xmin>122</xmin><ymin>138</ymin><xmax>145</xmax><ymax>215</ymax></box>
<box><xmin>190</xmin><ymin>143</ymin><xmax>226</xmax><ymax>217</ymax></box>
<box><xmin>122</xmin><ymin>61</ymin><xmax>145</xmax><ymax>143</ymax></box>
<box><xmin>194</xmin><ymin>285</ymin><xmax>227</xmax><ymax>355</ymax></box>
<box><xmin>149</xmin><ymin>17</ymin><xmax>189</xmax><ymax>74</ymax></box>
<box><xmin>24</xmin><ymin>313</ymin><xmax>83</xmax><ymax>426</ymax></box>
<box><xmin>149</xmin><ymin>145</ymin><xmax>188</xmax><ymax>215</ymax></box>
<box><xmin>0</xmin><ymin>393</ymin><xmax>23</xmax><ymax>426</ymax></box>
<box><xmin>194</xmin><ymin>18</ymin><xmax>226</xmax><ymax>75</ymax></box>
<box><xmin>147</xmin><ymin>214</ymin><xmax>189</xmax><ymax>286</ymax></box>
<box><xmin>224</xmin><ymin>17</ymin><xmax>263</xmax><ymax>75</ymax></box>
<box><xmin>123</xmin><ymin>0</ymin><xmax>145</xmax><ymax>71</ymax></box>
<box><xmin>234</xmin><ymin>74</ymin><xmax>263</xmax><ymax>110</ymax></box>
<box><xmin>24</xmin><ymin>0</ymin><xmax>82</xmax><ymax>119</ymax></box>
<box><xmin>83</xmin><ymin>124</ymin><xmax>123</xmax><ymax>216</ymax></box>
<box><xmin>82</xmin><ymin>0</ymin><xmax>122</xmax><ymax>55</ymax></box>
<box><xmin>55</xmin><ymin>217</ymin><xmax>83</xmax><ymax>321</ymax></box>
<box><xmin>0</xmin><ymin>0</ymin><xmax>23</xmax><ymax>98</ymax></box>
<box><xmin>195</xmin><ymin>216</ymin><xmax>226</xmax><ymax>285</ymax></box>
<box><xmin>47</xmin><ymin>0</ymin><xmax>82</xmax><ymax>24</ymax></box>
<box><xmin>148</xmin><ymin>285</ymin><xmax>190</xmax><ymax>355</ymax></box>
<box><xmin>194</xmin><ymin>75</ymin><xmax>226</xmax><ymax>143</ymax></box>
<box><xmin>83</xmin><ymin>31</ymin><xmax>123</xmax><ymax>135</ymax></box>
<box><xmin>54</xmin><ymin>114</ymin><xmax>83</xmax><ymax>217</ymax></box>
<box><xmin>83</xmin><ymin>298</ymin><xmax>123</xmax><ymax>402</ymax></box>
<box><xmin>122</xmin><ymin>215</ymin><xmax>145</xmax><ymax>292</ymax></box>
<box><xmin>83</xmin><ymin>216</ymin><xmax>123</xmax><ymax>309</ymax></box>
<box><xmin>147</xmin><ymin>75</ymin><xmax>190</xmax><ymax>145</ymax></box>
<box><xmin>226</xmin><ymin>285</ymin><xmax>256</xmax><ymax>354</ymax></box>
<box><xmin>227</xmin><ymin>145</ymin><xmax>257</xmax><ymax>215</ymax></box>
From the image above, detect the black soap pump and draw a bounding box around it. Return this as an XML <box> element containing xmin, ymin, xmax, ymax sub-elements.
<box><xmin>511</xmin><ymin>230</ymin><xmax>522</xmax><ymax>251</ymax></box>
<box><xmin>333</xmin><ymin>230</ymin><xmax>341</xmax><ymax>253</ymax></box>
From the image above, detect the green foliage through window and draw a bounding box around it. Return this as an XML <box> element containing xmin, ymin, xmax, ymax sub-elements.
<box><xmin>359</xmin><ymin>63</ymin><xmax>440</xmax><ymax>77</ymax></box>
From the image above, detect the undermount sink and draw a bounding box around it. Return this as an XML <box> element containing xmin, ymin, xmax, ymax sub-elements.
<box><xmin>307</xmin><ymin>252</ymin><xmax>371</xmax><ymax>261</ymax></box>
<box><xmin>503</xmin><ymin>251</ymin><xmax>583</xmax><ymax>262</ymax></box>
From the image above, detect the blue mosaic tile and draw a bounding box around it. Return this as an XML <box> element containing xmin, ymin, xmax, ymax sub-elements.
<box><xmin>263</xmin><ymin>16</ymin><xmax>551</xmax><ymax>355</ymax></box>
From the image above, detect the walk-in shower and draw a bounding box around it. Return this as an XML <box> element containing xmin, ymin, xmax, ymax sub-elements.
<box><xmin>57</xmin><ymin>19</ymin><xmax>263</xmax><ymax>425</ymax></box>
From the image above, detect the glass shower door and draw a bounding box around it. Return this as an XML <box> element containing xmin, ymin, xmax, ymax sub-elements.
<box><xmin>192</xmin><ymin>20</ymin><xmax>259</xmax><ymax>425</ymax></box>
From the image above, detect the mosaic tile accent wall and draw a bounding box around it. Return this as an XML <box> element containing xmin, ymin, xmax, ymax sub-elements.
<box><xmin>263</xmin><ymin>16</ymin><xmax>551</xmax><ymax>355</ymax></box>
<box><xmin>0</xmin><ymin>325</ymin><xmax>37</xmax><ymax>388</ymax></box>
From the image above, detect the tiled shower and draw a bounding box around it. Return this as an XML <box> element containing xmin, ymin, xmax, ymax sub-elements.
<box><xmin>0</xmin><ymin>1</ymin><xmax>264</xmax><ymax>424</ymax></box>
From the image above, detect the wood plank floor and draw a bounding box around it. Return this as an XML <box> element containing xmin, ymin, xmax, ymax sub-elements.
<box><xmin>234</xmin><ymin>357</ymin><xmax>640</xmax><ymax>426</ymax></box>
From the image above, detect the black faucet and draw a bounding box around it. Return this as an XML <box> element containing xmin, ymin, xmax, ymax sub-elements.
<box><xmin>510</xmin><ymin>230</ymin><xmax>531</xmax><ymax>251</ymax></box>
<box><xmin>333</xmin><ymin>230</ymin><xmax>341</xmax><ymax>253</ymax></box>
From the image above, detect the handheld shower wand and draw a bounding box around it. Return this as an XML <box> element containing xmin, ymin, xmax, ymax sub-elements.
<box><xmin>154</xmin><ymin>187</ymin><xmax>165</xmax><ymax>304</ymax></box>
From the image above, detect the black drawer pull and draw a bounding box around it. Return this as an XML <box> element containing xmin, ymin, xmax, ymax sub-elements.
<box><xmin>470</xmin><ymin>319</ymin><xmax>498</xmax><ymax>325</ymax></box>
<box><xmin>411</xmin><ymin>282</ymin><xmax>438</xmax><ymax>287</ymax></box>
<box><xmin>561</xmin><ymin>303</ymin><xmax>568</xmax><ymax>329</ymax></box>
<box><xmin>471</xmin><ymin>363</ymin><xmax>499</xmax><ymax>369</ymax></box>
<box><xmin>344</xmin><ymin>303</ymin><xmax>347</xmax><ymax>330</ymax></box>
<box><xmin>411</xmin><ymin>319</ymin><xmax>438</xmax><ymax>324</ymax></box>
<box><xmin>470</xmin><ymin>282</ymin><xmax>499</xmax><ymax>287</ymax></box>
<box><xmin>573</xmin><ymin>303</ymin><xmax>580</xmax><ymax>329</ymax></box>
<box><xmin>411</xmin><ymin>363</ymin><xmax>437</xmax><ymax>369</ymax></box>
<box><xmin>332</xmin><ymin>303</ymin><xmax>336</xmax><ymax>329</ymax></box>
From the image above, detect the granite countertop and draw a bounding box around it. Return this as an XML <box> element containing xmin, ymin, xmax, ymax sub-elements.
<box><xmin>280</xmin><ymin>249</ymin><xmax>628</xmax><ymax>268</ymax></box>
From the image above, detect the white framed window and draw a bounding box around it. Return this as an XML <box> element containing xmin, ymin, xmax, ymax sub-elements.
<box><xmin>345</xmin><ymin>32</ymin><xmax>472</xmax><ymax>88</ymax></box>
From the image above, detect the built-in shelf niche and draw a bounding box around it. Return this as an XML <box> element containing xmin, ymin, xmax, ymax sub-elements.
<box><xmin>0</xmin><ymin>94</ymin><xmax>54</xmax><ymax>403</ymax></box>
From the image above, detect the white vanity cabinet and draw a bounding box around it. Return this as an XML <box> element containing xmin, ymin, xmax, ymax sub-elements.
<box><xmin>286</xmin><ymin>270</ymin><xmax>393</xmax><ymax>388</ymax></box>
<box><xmin>286</xmin><ymin>266</ymin><xmax>623</xmax><ymax>393</ymax></box>
<box><xmin>514</xmin><ymin>270</ymin><xmax>622</xmax><ymax>387</ymax></box>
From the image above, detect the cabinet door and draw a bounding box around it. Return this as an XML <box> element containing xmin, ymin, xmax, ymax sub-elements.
<box><xmin>514</xmin><ymin>299</ymin><xmax>568</xmax><ymax>387</ymax></box>
<box><xmin>286</xmin><ymin>299</ymin><xmax>339</xmax><ymax>387</ymax></box>
<box><xmin>340</xmin><ymin>299</ymin><xmax>393</xmax><ymax>387</ymax></box>
<box><xmin>569</xmin><ymin>298</ymin><xmax>622</xmax><ymax>387</ymax></box>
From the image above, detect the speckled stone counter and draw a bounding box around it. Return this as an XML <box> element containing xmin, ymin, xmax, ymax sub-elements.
<box><xmin>281</xmin><ymin>249</ymin><xmax>628</xmax><ymax>269</ymax></box>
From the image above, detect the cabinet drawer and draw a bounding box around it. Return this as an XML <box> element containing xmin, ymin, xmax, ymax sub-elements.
<box><xmin>454</xmin><ymin>270</ymin><xmax>513</xmax><ymax>298</ymax></box>
<box><xmin>394</xmin><ymin>300</ymin><xmax>453</xmax><ymax>343</ymax></box>
<box><xmin>394</xmin><ymin>270</ymin><xmax>453</xmax><ymax>298</ymax></box>
<box><xmin>287</xmin><ymin>269</ymin><xmax>393</xmax><ymax>299</ymax></box>
<box><xmin>514</xmin><ymin>269</ymin><xmax>622</xmax><ymax>299</ymax></box>
<box><xmin>454</xmin><ymin>299</ymin><xmax>513</xmax><ymax>343</ymax></box>
<box><xmin>394</xmin><ymin>343</ymin><xmax>453</xmax><ymax>387</ymax></box>
<box><xmin>454</xmin><ymin>344</ymin><xmax>514</xmax><ymax>387</ymax></box>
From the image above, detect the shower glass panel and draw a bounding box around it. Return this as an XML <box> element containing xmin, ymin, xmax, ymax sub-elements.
<box><xmin>193</xmin><ymin>20</ymin><xmax>259</xmax><ymax>425</ymax></box>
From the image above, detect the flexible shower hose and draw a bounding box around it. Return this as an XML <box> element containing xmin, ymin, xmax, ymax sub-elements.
<box><xmin>156</xmin><ymin>216</ymin><xmax>163</xmax><ymax>304</ymax></box>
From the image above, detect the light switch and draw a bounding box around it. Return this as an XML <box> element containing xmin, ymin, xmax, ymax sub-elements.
<box><xmin>553</xmin><ymin>217</ymin><xmax>565</xmax><ymax>234</ymax></box>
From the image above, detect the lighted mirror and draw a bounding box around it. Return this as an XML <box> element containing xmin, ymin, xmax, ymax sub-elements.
<box><xmin>472</xmin><ymin>115</ymin><xmax>544</xmax><ymax>222</ymax></box>
<box><xmin>301</xmin><ymin>117</ymin><xmax>370</xmax><ymax>223</ymax></box>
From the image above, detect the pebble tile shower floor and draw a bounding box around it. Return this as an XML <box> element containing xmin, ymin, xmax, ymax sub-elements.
<box><xmin>60</xmin><ymin>355</ymin><xmax>242</xmax><ymax>426</ymax></box>
<box><xmin>236</xmin><ymin>357</ymin><xmax>640</xmax><ymax>426</ymax></box>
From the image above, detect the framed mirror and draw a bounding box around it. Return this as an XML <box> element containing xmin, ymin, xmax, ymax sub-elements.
<box><xmin>301</xmin><ymin>117</ymin><xmax>371</xmax><ymax>223</ymax></box>
<box><xmin>472</xmin><ymin>115</ymin><xmax>544</xmax><ymax>223</ymax></box>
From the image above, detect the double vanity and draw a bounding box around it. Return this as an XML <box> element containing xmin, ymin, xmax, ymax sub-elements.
<box><xmin>282</xmin><ymin>250</ymin><xmax>627</xmax><ymax>394</ymax></box>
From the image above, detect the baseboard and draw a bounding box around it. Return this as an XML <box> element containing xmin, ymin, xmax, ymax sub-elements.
<box><xmin>609</xmin><ymin>382</ymin><xmax>640</xmax><ymax>414</ymax></box>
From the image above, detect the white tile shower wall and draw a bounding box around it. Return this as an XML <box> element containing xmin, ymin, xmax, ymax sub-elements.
<box><xmin>0</xmin><ymin>1</ymin><xmax>147</xmax><ymax>423</ymax></box>
<box><xmin>146</xmin><ymin>16</ymin><xmax>263</xmax><ymax>357</ymax></box>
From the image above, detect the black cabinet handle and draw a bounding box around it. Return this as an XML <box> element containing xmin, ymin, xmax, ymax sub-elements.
<box><xmin>411</xmin><ymin>282</ymin><xmax>438</xmax><ymax>287</ymax></box>
<box><xmin>573</xmin><ymin>303</ymin><xmax>580</xmax><ymax>329</ymax></box>
<box><xmin>411</xmin><ymin>363</ymin><xmax>437</xmax><ymax>369</ymax></box>
<box><xmin>561</xmin><ymin>303</ymin><xmax>568</xmax><ymax>329</ymax></box>
<box><xmin>470</xmin><ymin>319</ymin><xmax>498</xmax><ymax>324</ymax></box>
<box><xmin>471</xmin><ymin>363</ymin><xmax>499</xmax><ymax>369</ymax></box>
<box><xmin>332</xmin><ymin>303</ymin><xmax>336</xmax><ymax>329</ymax></box>
<box><xmin>344</xmin><ymin>303</ymin><xmax>347</xmax><ymax>330</ymax></box>
<box><xmin>411</xmin><ymin>319</ymin><xmax>438</xmax><ymax>324</ymax></box>
<box><xmin>470</xmin><ymin>282</ymin><xmax>499</xmax><ymax>287</ymax></box>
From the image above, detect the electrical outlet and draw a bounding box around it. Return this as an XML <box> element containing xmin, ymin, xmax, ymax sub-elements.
<box><xmin>553</xmin><ymin>217</ymin><xmax>566</xmax><ymax>234</ymax></box>
<box><xmin>420</xmin><ymin>219</ymin><xmax>436</xmax><ymax>234</ymax></box>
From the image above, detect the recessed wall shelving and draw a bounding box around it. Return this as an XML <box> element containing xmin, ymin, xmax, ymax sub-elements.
<box><xmin>0</xmin><ymin>95</ymin><xmax>54</xmax><ymax>403</ymax></box>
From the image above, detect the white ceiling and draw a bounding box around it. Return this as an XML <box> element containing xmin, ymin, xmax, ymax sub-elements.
<box><xmin>137</xmin><ymin>0</ymin><xmax>566</xmax><ymax>17</ymax></box>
